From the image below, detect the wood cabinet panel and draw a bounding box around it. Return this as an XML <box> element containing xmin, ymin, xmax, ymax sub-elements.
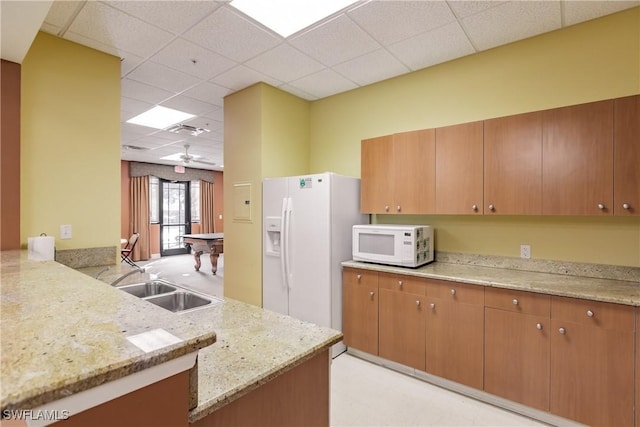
<box><xmin>379</xmin><ymin>289</ymin><xmax>426</xmax><ymax>370</ymax></box>
<box><xmin>542</xmin><ymin>100</ymin><xmax>614</xmax><ymax>215</ymax></box>
<box><xmin>550</xmin><ymin>296</ymin><xmax>635</xmax><ymax>427</ymax></box>
<box><xmin>484</xmin><ymin>111</ymin><xmax>542</xmax><ymax>215</ymax></box>
<box><xmin>360</xmin><ymin>135</ymin><xmax>393</xmax><ymax>214</ymax></box>
<box><xmin>393</xmin><ymin>129</ymin><xmax>436</xmax><ymax>214</ymax></box>
<box><xmin>614</xmin><ymin>95</ymin><xmax>640</xmax><ymax>216</ymax></box>
<box><xmin>378</xmin><ymin>272</ymin><xmax>426</xmax><ymax>295</ymax></box>
<box><xmin>485</xmin><ymin>287</ymin><xmax>550</xmax><ymax>316</ymax></box>
<box><xmin>435</xmin><ymin>121</ymin><xmax>484</xmax><ymax>214</ymax></box>
<box><xmin>342</xmin><ymin>268</ymin><xmax>379</xmax><ymax>355</ymax></box>
<box><xmin>485</xmin><ymin>308</ymin><xmax>550</xmax><ymax>411</ymax></box>
<box><xmin>426</xmin><ymin>279</ymin><xmax>484</xmax><ymax>305</ymax></box>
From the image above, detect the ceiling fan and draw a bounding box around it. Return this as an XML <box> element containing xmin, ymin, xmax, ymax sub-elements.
<box><xmin>180</xmin><ymin>144</ymin><xmax>216</xmax><ymax>166</ymax></box>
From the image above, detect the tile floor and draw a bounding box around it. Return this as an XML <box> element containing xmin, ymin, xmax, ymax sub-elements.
<box><xmin>138</xmin><ymin>253</ymin><xmax>548</xmax><ymax>427</ymax></box>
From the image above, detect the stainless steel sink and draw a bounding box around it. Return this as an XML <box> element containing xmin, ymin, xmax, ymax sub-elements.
<box><xmin>144</xmin><ymin>291</ymin><xmax>216</xmax><ymax>313</ymax></box>
<box><xmin>118</xmin><ymin>280</ymin><xmax>177</xmax><ymax>298</ymax></box>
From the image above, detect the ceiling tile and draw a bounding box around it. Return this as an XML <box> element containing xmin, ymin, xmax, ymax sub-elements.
<box><xmin>107</xmin><ymin>1</ymin><xmax>223</xmax><ymax>35</ymax></box>
<box><xmin>245</xmin><ymin>44</ymin><xmax>325</xmax><ymax>83</ymax></box>
<box><xmin>289</xmin><ymin>69</ymin><xmax>358</xmax><ymax>99</ymax></box>
<box><xmin>149</xmin><ymin>38</ymin><xmax>237</xmax><ymax>80</ymax></box>
<box><xmin>182</xmin><ymin>81</ymin><xmax>233</xmax><ymax>105</ymax></box>
<box><xmin>333</xmin><ymin>49</ymin><xmax>410</xmax><ymax>86</ymax></box>
<box><xmin>289</xmin><ymin>14</ymin><xmax>381</xmax><ymax>67</ymax></box>
<box><xmin>160</xmin><ymin>95</ymin><xmax>218</xmax><ymax>117</ymax></box>
<box><xmin>463</xmin><ymin>1</ymin><xmax>562</xmax><ymax>51</ymax></box>
<box><xmin>121</xmin><ymin>78</ymin><xmax>173</xmax><ymax>104</ymax></box>
<box><xmin>120</xmin><ymin>51</ymin><xmax>145</xmax><ymax>76</ymax></box>
<box><xmin>127</xmin><ymin>61</ymin><xmax>201</xmax><ymax>94</ymax></box>
<box><xmin>563</xmin><ymin>0</ymin><xmax>640</xmax><ymax>26</ymax></box>
<box><xmin>388</xmin><ymin>21</ymin><xmax>476</xmax><ymax>71</ymax></box>
<box><xmin>447</xmin><ymin>1</ymin><xmax>507</xmax><ymax>19</ymax></box>
<box><xmin>66</xmin><ymin>1</ymin><xmax>174</xmax><ymax>58</ymax></box>
<box><xmin>43</xmin><ymin>0</ymin><xmax>84</xmax><ymax>29</ymax></box>
<box><xmin>348</xmin><ymin>1</ymin><xmax>457</xmax><ymax>45</ymax></box>
<box><xmin>182</xmin><ymin>6</ymin><xmax>281</xmax><ymax>62</ymax></box>
<box><xmin>121</xmin><ymin>96</ymin><xmax>153</xmax><ymax>116</ymax></box>
<box><xmin>212</xmin><ymin>64</ymin><xmax>283</xmax><ymax>91</ymax></box>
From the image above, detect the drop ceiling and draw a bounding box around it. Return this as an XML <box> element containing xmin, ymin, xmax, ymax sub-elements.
<box><xmin>34</xmin><ymin>0</ymin><xmax>640</xmax><ymax>171</ymax></box>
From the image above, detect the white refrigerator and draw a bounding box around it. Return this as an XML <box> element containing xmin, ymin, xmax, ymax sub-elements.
<box><xmin>262</xmin><ymin>173</ymin><xmax>367</xmax><ymax>357</ymax></box>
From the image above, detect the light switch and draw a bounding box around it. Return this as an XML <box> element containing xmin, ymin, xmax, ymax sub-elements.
<box><xmin>60</xmin><ymin>224</ymin><xmax>72</xmax><ymax>239</ymax></box>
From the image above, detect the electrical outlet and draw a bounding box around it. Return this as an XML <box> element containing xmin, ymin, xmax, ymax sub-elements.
<box><xmin>60</xmin><ymin>224</ymin><xmax>72</xmax><ymax>240</ymax></box>
<box><xmin>520</xmin><ymin>244</ymin><xmax>531</xmax><ymax>259</ymax></box>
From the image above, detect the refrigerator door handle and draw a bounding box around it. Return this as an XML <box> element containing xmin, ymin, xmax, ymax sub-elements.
<box><xmin>280</xmin><ymin>198</ymin><xmax>288</xmax><ymax>291</ymax></box>
<box><xmin>284</xmin><ymin>197</ymin><xmax>293</xmax><ymax>289</ymax></box>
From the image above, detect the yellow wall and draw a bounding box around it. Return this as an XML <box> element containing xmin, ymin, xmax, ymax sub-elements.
<box><xmin>21</xmin><ymin>32</ymin><xmax>121</xmax><ymax>251</ymax></box>
<box><xmin>308</xmin><ymin>7</ymin><xmax>640</xmax><ymax>267</ymax></box>
<box><xmin>223</xmin><ymin>83</ymin><xmax>310</xmax><ymax>305</ymax></box>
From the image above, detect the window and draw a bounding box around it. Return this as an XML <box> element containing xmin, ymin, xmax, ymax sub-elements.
<box><xmin>150</xmin><ymin>176</ymin><xmax>159</xmax><ymax>223</ymax></box>
<box><xmin>191</xmin><ymin>180</ymin><xmax>200</xmax><ymax>223</ymax></box>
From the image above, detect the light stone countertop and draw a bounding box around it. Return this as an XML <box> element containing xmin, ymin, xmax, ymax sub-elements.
<box><xmin>342</xmin><ymin>260</ymin><xmax>640</xmax><ymax>305</ymax></box>
<box><xmin>0</xmin><ymin>251</ymin><xmax>216</xmax><ymax>412</ymax></box>
<box><xmin>180</xmin><ymin>299</ymin><xmax>342</xmax><ymax>423</ymax></box>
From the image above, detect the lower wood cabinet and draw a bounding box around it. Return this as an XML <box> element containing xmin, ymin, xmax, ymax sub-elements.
<box><xmin>378</xmin><ymin>273</ymin><xmax>426</xmax><ymax>370</ymax></box>
<box><xmin>425</xmin><ymin>279</ymin><xmax>484</xmax><ymax>389</ymax></box>
<box><xmin>484</xmin><ymin>288</ymin><xmax>551</xmax><ymax>411</ymax></box>
<box><xmin>550</xmin><ymin>296</ymin><xmax>635</xmax><ymax>427</ymax></box>
<box><xmin>342</xmin><ymin>268</ymin><xmax>379</xmax><ymax>355</ymax></box>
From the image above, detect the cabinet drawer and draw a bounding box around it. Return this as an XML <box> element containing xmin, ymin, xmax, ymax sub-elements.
<box><xmin>378</xmin><ymin>273</ymin><xmax>426</xmax><ymax>295</ymax></box>
<box><xmin>551</xmin><ymin>296</ymin><xmax>635</xmax><ymax>331</ymax></box>
<box><xmin>485</xmin><ymin>287</ymin><xmax>550</xmax><ymax>316</ymax></box>
<box><xmin>426</xmin><ymin>279</ymin><xmax>484</xmax><ymax>305</ymax></box>
<box><xmin>343</xmin><ymin>268</ymin><xmax>378</xmax><ymax>287</ymax></box>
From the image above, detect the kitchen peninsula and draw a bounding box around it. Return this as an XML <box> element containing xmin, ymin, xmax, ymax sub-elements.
<box><xmin>1</xmin><ymin>251</ymin><xmax>341</xmax><ymax>426</ymax></box>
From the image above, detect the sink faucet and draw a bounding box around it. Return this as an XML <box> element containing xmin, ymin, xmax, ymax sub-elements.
<box><xmin>110</xmin><ymin>266</ymin><xmax>146</xmax><ymax>287</ymax></box>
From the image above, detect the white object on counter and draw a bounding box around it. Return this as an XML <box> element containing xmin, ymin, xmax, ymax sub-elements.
<box><xmin>28</xmin><ymin>235</ymin><xmax>55</xmax><ymax>260</ymax></box>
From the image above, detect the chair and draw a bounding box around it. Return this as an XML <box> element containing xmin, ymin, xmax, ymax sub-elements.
<box><xmin>121</xmin><ymin>232</ymin><xmax>140</xmax><ymax>267</ymax></box>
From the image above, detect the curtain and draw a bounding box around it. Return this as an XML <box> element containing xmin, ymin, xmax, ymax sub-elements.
<box><xmin>130</xmin><ymin>176</ymin><xmax>151</xmax><ymax>261</ymax></box>
<box><xmin>200</xmin><ymin>180</ymin><xmax>215</xmax><ymax>233</ymax></box>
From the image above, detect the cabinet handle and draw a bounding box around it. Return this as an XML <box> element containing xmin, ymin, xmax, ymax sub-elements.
<box><xmin>598</xmin><ymin>203</ymin><xmax>605</xmax><ymax>210</ymax></box>
<box><xmin>488</xmin><ymin>204</ymin><xmax>495</xmax><ymax>211</ymax></box>
<box><xmin>398</xmin><ymin>280</ymin><xmax>403</xmax><ymax>288</ymax></box>
<box><xmin>396</xmin><ymin>205</ymin><xmax>401</xmax><ymax>212</ymax></box>
<box><xmin>512</xmin><ymin>298</ymin><xmax>519</xmax><ymax>305</ymax></box>
<box><xmin>450</xmin><ymin>288</ymin><xmax>456</xmax><ymax>296</ymax></box>
<box><xmin>586</xmin><ymin>310</ymin><xmax>594</xmax><ymax>317</ymax></box>
<box><xmin>472</xmin><ymin>205</ymin><xmax>478</xmax><ymax>212</ymax></box>
<box><xmin>369</xmin><ymin>291</ymin><xmax>375</xmax><ymax>299</ymax></box>
<box><xmin>430</xmin><ymin>303</ymin><xmax>436</xmax><ymax>309</ymax></box>
<box><xmin>384</xmin><ymin>205</ymin><xmax>389</xmax><ymax>212</ymax></box>
<box><xmin>623</xmin><ymin>203</ymin><xmax>631</xmax><ymax>210</ymax></box>
<box><xmin>416</xmin><ymin>300</ymin><xmax>421</xmax><ymax>307</ymax></box>
<box><xmin>536</xmin><ymin>323</ymin><xmax>543</xmax><ymax>330</ymax></box>
<box><xmin>558</xmin><ymin>327</ymin><xmax>566</xmax><ymax>335</ymax></box>
<box><xmin>356</xmin><ymin>274</ymin><xmax>362</xmax><ymax>281</ymax></box>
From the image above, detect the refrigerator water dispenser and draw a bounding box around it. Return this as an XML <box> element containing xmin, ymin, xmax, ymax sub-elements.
<box><xmin>265</xmin><ymin>216</ymin><xmax>281</xmax><ymax>256</ymax></box>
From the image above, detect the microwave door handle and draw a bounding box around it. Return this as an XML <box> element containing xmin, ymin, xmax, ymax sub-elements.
<box><xmin>284</xmin><ymin>197</ymin><xmax>293</xmax><ymax>290</ymax></box>
<box><xmin>280</xmin><ymin>198</ymin><xmax>288</xmax><ymax>291</ymax></box>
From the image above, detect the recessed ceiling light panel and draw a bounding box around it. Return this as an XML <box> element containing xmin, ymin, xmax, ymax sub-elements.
<box><xmin>126</xmin><ymin>106</ymin><xmax>195</xmax><ymax>130</ymax></box>
<box><xmin>230</xmin><ymin>0</ymin><xmax>356</xmax><ymax>38</ymax></box>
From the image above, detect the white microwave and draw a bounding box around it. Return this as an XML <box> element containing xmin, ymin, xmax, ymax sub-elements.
<box><xmin>352</xmin><ymin>224</ymin><xmax>434</xmax><ymax>268</ymax></box>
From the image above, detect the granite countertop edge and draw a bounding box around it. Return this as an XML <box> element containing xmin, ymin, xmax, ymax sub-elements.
<box><xmin>342</xmin><ymin>260</ymin><xmax>640</xmax><ymax>306</ymax></box>
<box><xmin>188</xmin><ymin>333</ymin><xmax>342</xmax><ymax>423</ymax></box>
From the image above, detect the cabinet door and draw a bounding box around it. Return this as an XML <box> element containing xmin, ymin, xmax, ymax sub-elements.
<box><xmin>542</xmin><ymin>100</ymin><xmax>614</xmax><ymax>215</ymax></box>
<box><xmin>550</xmin><ymin>297</ymin><xmax>634</xmax><ymax>427</ymax></box>
<box><xmin>342</xmin><ymin>269</ymin><xmax>379</xmax><ymax>355</ymax></box>
<box><xmin>435</xmin><ymin>121</ymin><xmax>484</xmax><ymax>214</ymax></box>
<box><xmin>393</xmin><ymin>129</ymin><xmax>436</xmax><ymax>214</ymax></box>
<box><xmin>425</xmin><ymin>281</ymin><xmax>484</xmax><ymax>389</ymax></box>
<box><xmin>361</xmin><ymin>135</ymin><xmax>393</xmax><ymax>213</ymax></box>
<box><xmin>379</xmin><ymin>289</ymin><xmax>426</xmax><ymax>370</ymax></box>
<box><xmin>484</xmin><ymin>111</ymin><xmax>542</xmax><ymax>215</ymax></box>
<box><xmin>484</xmin><ymin>308</ymin><xmax>550</xmax><ymax>411</ymax></box>
<box><xmin>614</xmin><ymin>95</ymin><xmax>639</xmax><ymax>216</ymax></box>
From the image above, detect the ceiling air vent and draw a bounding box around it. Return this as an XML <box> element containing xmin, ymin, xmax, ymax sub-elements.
<box><xmin>122</xmin><ymin>145</ymin><xmax>149</xmax><ymax>151</ymax></box>
<box><xmin>165</xmin><ymin>123</ymin><xmax>210</xmax><ymax>136</ymax></box>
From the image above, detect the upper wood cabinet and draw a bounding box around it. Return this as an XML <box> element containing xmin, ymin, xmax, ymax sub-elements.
<box><xmin>484</xmin><ymin>111</ymin><xmax>543</xmax><ymax>215</ymax></box>
<box><xmin>361</xmin><ymin>129</ymin><xmax>435</xmax><ymax>214</ymax></box>
<box><xmin>542</xmin><ymin>100</ymin><xmax>614</xmax><ymax>215</ymax></box>
<box><xmin>614</xmin><ymin>95</ymin><xmax>639</xmax><ymax>216</ymax></box>
<box><xmin>435</xmin><ymin>121</ymin><xmax>484</xmax><ymax>214</ymax></box>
